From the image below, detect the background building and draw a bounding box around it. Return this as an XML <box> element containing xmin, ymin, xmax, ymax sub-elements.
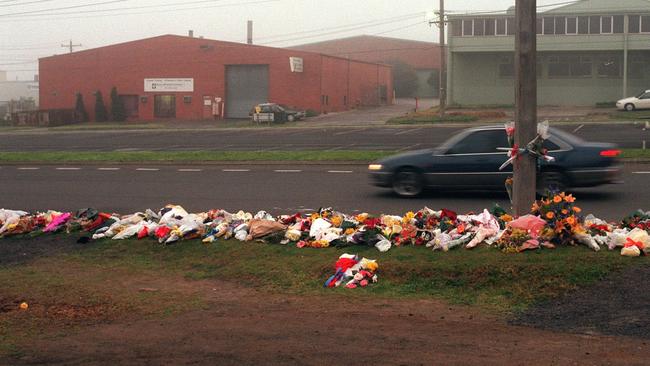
<box><xmin>39</xmin><ymin>35</ymin><xmax>393</xmax><ymax>121</ymax></box>
<box><xmin>0</xmin><ymin>71</ymin><xmax>39</xmax><ymax>120</ymax></box>
<box><xmin>447</xmin><ymin>0</ymin><xmax>650</xmax><ymax>106</ymax></box>
<box><xmin>291</xmin><ymin>35</ymin><xmax>440</xmax><ymax>98</ymax></box>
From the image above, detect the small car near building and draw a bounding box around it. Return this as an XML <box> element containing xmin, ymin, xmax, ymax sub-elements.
<box><xmin>369</xmin><ymin>126</ymin><xmax>622</xmax><ymax>197</ymax></box>
<box><xmin>617</xmin><ymin>90</ymin><xmax>650</xmax><ymax>111</ymax></box>
<box><xmin>250</xmin><ymin>103</ymin><xmax>306</xmax><ymax>123</ymax></box>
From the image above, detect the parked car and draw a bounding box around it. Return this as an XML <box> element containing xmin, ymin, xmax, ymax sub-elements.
<box><xmin>617</xmin><ymin>90</ymin><xmax>650</xmax><ymax>111</ymax></box>
<box><xmin>369</xmin><ymin>126</ymin><xmax>622</xmax><ymax>197</ymax></box>
<box><xmin>250</xmin><ymin>103</ymin><xmax>306</xmax><ymax>122</ymax></box>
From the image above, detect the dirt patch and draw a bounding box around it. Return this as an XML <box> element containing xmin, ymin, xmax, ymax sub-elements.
<box><xmin>4</xmin><ymin>277</ymin><xmax>649</xmax><ymax>365</ymax></box>
<box><xmin>512</xmin><ymin>261</ymin><xmax>650</xmax><ymax>339</ymax></box>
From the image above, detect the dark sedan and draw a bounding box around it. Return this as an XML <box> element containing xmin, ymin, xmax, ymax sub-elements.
<box><xmin>369</xmin><ymin>126</ymin><xmax>622</xmax><ymax>196</ymax></box>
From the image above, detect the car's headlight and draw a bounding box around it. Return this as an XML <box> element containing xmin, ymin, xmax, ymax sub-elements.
<box><xmin>368</xmin><ymin>164</ymin><xmax>383</xmax><ymax>171</ymax></box>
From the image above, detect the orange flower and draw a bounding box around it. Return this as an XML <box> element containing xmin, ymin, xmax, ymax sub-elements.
<box><xmin>572</xmin><ymin>206</ymin><xmax>582</xmax><ymax>213</ymax></box>
<box><xmin>500</xmin><ymin>214</ymin><xmax>513</xmax><ymax>222</ymax></box>
<box><xmin>566</xmin><ymin>216</ymin><xmax>576</xmax><ymax>226</ymax></box>
<box><xmin>553</xmin><ymin>195</ymin><xmax>562</xmax><ymax>203</ymax></box>
<box><xmin>564</xmin><ymin>194</ymin><xmax>576</xmax><ymax>203</ymax></box>
<box><xmin>561</xmin><ymin>209</ymin><xmax>569</xmax><ymax>215</ymax></box>
<box><xmin>546</xmin><ymin>211</ymin><xmax>555</xmax><ymax>220</ymax></box>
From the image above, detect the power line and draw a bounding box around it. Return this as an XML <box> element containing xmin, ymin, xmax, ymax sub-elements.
<box><xmin>2</xmin><ymin>0</ymin><xmax>57</xmax><ymax>7</ymax></box>
<box><xmin>0</xmin><ymin>0</ymin><xmax>129</xmax><ymax>17</ymax></box>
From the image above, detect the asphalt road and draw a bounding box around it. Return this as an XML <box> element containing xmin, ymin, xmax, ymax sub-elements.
<box><xmin>1</xmin><ymin>123</ymin><xmax>648</xmax><ymax>151</ymax></box>
<box><xmin>2</xmin><ymin>163</ymin><xmax>648</xmax><ymax>220</ymax></box>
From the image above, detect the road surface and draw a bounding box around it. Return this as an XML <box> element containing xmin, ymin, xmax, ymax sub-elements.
<box><xmin>1</xmin><ymin>162</ymin><xmax>648</xmax><ymax>220</ymax></box>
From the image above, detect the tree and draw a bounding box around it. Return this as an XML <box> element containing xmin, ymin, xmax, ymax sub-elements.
<box><xmin>110</xmin><ymin>86</ymin><xmax>126</xmax><ymax>122</ymax></box>
<box><xmin>74</xmin><ymin>93</ymin><xmax>88</xmax><ymax>122</ymax></box>
<box><xmin>94</xmin><ymin>90</ymin><xmax>108</xmax><ymax>122</ymax></box>
<box><xmin>386</xmin><ymin>59</ymin><xmax>418</xmax><ymax>98</ymax></box>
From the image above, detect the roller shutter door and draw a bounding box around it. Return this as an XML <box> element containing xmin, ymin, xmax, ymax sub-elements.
<box><xmin>225</xmin><ymin>65</ymin><xmax>269</xmax><ymax>118</ymax></box>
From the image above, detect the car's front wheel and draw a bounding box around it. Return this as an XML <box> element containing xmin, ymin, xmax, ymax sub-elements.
<box><xmin>392</xmin><ymin>168</ymin><xmax>423</xmax><ymax>197</ymax></box>
<box><xmin>625</xmin><ymin>103</ymin><xmax>635</xmax><ymax>112</ymax></box>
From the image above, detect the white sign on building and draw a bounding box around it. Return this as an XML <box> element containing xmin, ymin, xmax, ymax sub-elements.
<box><xmin>144</xmin><ymin>78</ymin><xmax>194</xmax><ymax>92</ymax></box>
<box><xmin>289</xmin><ymin>57</ymin><xmax>303</xmax><ymax>73</ymax></box>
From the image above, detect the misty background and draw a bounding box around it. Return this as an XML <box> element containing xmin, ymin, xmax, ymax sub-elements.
<box><xmin>1</xmin><ymin>0</ymin><xmax>567</xmax><ymax>80</ymax></box>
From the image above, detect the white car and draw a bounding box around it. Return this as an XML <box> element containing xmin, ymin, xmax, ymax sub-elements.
<box><xmin>617</xmin><ymin>90</ymin><xmax>650</xmax><ymax>111</ymax></box>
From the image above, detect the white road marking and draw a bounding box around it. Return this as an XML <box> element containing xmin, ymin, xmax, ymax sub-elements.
<box><xmin>333</xmin><ymin>128</ymin><xmax>366</xmax><ymax>136</ymax></box>
<box><xmin>97</xmin><ymin>168</ymin><xmax>120</xmax><ymax>171</ymax></box>
<box><xmin>56</xmin><ymin>167</ymin><xmax>81</xmax><ymax>170</ymax></box>
<box><xmin>573</xmin><ymin>124</ymin><xmax>585</xmax><ymax>133</ymax></box>
<box><xmin>18</xmin><ymin>167</ymin><xmax>40</xmax><ymax>170</ymax></box>
<box><xmin>327</xmin><ymin>170</ymin><xmax>354</xmax><ymax>174</ymax></box>
<box><xmin>274</xmin><ymin>169</ymin><xmax>302</xmax><ymax>173</ymax></box>
<box><xmin>395</xmin><ymin>128</ymin><xmax>422</xmax><ymax>136</ymax></box>
<box><xmin>632</xmin><ymin>171</ymin><xmax>650</xmax><ymax>174</ymax></box>
<box><xmin>178</xmin><ymin>169</ymin><xmax>202</xmax><ymax>172</ymax></box>
<box><xmin>136</xmin><ymin>168</ymin><xmax>160</xmax><ymax>171</ymax></box>
<box><xmin>222</xmin><ymin>169</ymin><xmax>251</xmax><ymax>172</ymax></box>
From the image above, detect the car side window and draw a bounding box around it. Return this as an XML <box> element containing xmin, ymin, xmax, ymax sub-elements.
<box><xmin>542</xmin><ymin>139</ymin><xmax>561</xmax><ymax>151</ymax></box>
<box><xmin>446</xmin><ymin>130</ymin><xmax>509</xmax><ymax>154</ymax></box>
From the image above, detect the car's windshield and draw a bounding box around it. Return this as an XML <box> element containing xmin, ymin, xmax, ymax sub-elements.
<box><xmin>635</xmin><ymin>91</ymin><xmax>648</xmax><ymax>98</ymax></box>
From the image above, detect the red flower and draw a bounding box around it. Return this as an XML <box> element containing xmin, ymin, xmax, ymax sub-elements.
<box><xmin>440</xmin><ymin>209</ymin><xmax>457</xmax><ymax>221</ymax></box>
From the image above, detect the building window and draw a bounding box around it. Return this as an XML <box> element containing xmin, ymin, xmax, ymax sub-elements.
<box><xmin>536</xmin><ymin>18</ymin><xmax>543</xmax><ymax>34</ymax></box>
<box><xmin>566</xmin><ymin>17</ymin><xmax>577</xmax><ymax>34</ymax></box>
<box><xmin>183</xmin><ymin>95</ymin><xmax>192</xmax><ymax>104</ymax></box>
<box><xmin>474</xmin><ymin>18</ymin><xmax>485</xmax><ymax>36</ymax></box>
<box><xmin>597</xmin><ymin>56</ymin><xmax>621</xmax><ymax>78</ymax></box>
<box><xmin>485</xmin><ymin>18</ymin><xmax>495</xmax><ymax>35</ymax></box>
<box><xmin>572</xmin><ymin>56</ymin><xmax>593</xmax><ymax>77</ymax></box>
<box><xmin>629</xmin><ymin>57</ymin><xmax>648</xmax><ymax>79</ymax></box>
<box><xmin>463</xmin><ymin>19</ymin><xmax>473</xmax><ymax>36</ymax></box>
<box><xmin>613</xmin><ymin>15</ymin><xmax>624</xmax><ymax>34</ymax></box>
<box><xmin>548</xmin><ymin>56</ymin><xmax>570</xmax><ymax>78</ymax></box>
<box><xmin>642</xmin><ymin>15</ymin><xmax>650</xmax><ymax>33</ymax></box>
<box><xmin>498</xmin><ymin>56</ymin><xmax>514</xmax><ymax>78</ymax></box>
<box><xmin>578</xmin><ymin>16</ymin><xmax>589</xmax><ymax>34</ymax></box>
<box><xmin>496</xmin><ymin>18</ymin><xmax>506</xmax><ymax>35</ymax></box>
<box><xmin>506</xmin><ymin>17</ymin><xmax>515</xmax><ymax>35</ymax></box>
<box><xmin>555</xmin><ymin>17</ymin><xmax>566</xmax><ymax>35</ymax></box>
<box><xmin>601</xmin><ymin>16</ymin><xmax>613</xmax><ymax>34</ymax></box>
<box><xmin>629</xmin><ymin>15</ymin><xmax>640</xmax><ymax>33</ymax></box>
<box><xmin>543</xmin><ymin>17</ymin><xmax>555</xmax><ymax>35</ymax></box>
<box><xmin>451</xmin><ymin>20</ymin><xmax>462</xmax><ymax>36</ymax></box>
<box><xmin>589</xmin><ymin>16</ymin><xmax>601</xmax><ymax>34</ymax></box>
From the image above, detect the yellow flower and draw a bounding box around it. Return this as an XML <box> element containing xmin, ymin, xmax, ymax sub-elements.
<box><xmin>330</xmin><ymin>216</ymin><xmax>343</xmax><ymax>227</ymax></box>
<box><xmin>355</xmin><ymin>213</ymin><xmax>368</xmax><ymax>223</ymax></box>
<box><xmin>572</xmin><ymin>206</ymin><xmax>582</xmax><ymax>213</ymax></box>
<box><xmin>345</xmin><ymin>228</ymin><xmax>355</xmax><ymax>235</ymax></box>
<box><xmin>402</xmin><ymin>211</ymin><xmax>415</xmax><ymax>225</ymax></box>
<box><xmin>310</xmin><ymin>213</ymin><xmax>320</xmax><ymax>221</ymax></box>
<box><xmin>553</xmin><ymin>195</ymin><xmax>562</xmax><ymax>203</ymax></box>
<box><xmin>546</xmin><ymin>211</ymin><xmax>555</xmax><ymax>220</ymax></box>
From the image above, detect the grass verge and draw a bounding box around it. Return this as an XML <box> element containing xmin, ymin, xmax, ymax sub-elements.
<box><xmin>387</xmin><ymin>114</ymin><xmax>479</xmax><ymax>124</ymax></box>
<box><xmin>0</xmin><ymin>234</ymin><xmax>643</xmax><ymax>355</ymax></box>
<box><xmin>0</xmin><ymin>150</ymin><xmax>397</xmax><ymax>163</ymax></box>
<box><xmin>0</xmin><ymin>149</ymin><xmax>649</xmax><ymax>163</ymax></box>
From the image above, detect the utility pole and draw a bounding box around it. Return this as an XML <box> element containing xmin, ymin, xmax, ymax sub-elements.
<box><xmin>61</xmin><ymin>40</ymin><xmax>82</xmax><ymax>54</ymax></box>
<box><xmin>438</xmin><ymin>0</ymin><xmax>446</xmax><ymax>117</ymax></box>
<box><xmin>513</xmin><ymin>0</ymin><xmax>537</xmax><ymax>215</ymax></box>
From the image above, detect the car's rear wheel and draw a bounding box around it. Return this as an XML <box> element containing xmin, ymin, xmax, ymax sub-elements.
<box><xmin>537</xmin><ymin>170</ymin><xmax>568</xmax><ymax>196</ymax></box>
<box><xmin>287</xmin><ymin>114</ymin><xmax>295</xmax><ymax>122</ymax></box>
<box><xmin>392</xmin><ymin>168</ymin><xmax>423</xmax><ymax>197</ymax></box>
<box><xmin>625</xmin><ymin>103</ymin><xmax>635</xmax><ymax>112</ymax></box>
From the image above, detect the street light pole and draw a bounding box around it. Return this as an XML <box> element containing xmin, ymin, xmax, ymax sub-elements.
<box><xmin>513</xmin><ymin>0</ymin><xmax>538</xmax><ymax>215</ymax></box>
<box><xmin>438</xmin><ymin>0</ymin><xmax>446</xmax><ymax>117</ymax></box>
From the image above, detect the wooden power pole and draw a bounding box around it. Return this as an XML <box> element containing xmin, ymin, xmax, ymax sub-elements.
<box><xmin>61</xmin><ymin>40</ymin><xmax>82</xmax><ymax>54</ymax></box>
<box><xmin>438</xmin><ymin>0</ymin><xmax>446</xmax><ymax>117</ymax></box>
<box><xmin>513</xmin><ymin>0</ymin><xmax>538</xmax><ymax>216</ymax></box>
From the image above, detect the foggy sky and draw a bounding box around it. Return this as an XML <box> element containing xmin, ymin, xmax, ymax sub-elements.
<box><xmin>1</xmin><ymin>0</ymin><xmax>567</xmax><ymax>80</ymax></box>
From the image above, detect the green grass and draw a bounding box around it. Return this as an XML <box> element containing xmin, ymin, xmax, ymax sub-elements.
<box><xmin>0</xmin><ymin>148</ymin><xmax>647</xmax><ymax>163</ymax></box>
<box><xmin>0</xmin><ymin>150</ymin><xmax>397</xmax><ymax>163</ymax></box>
<box><xmin>595</xmin><ymin>101</ymin><xmax>617</xmax><ymax>108</ymax></box>
<box><xmin>387</xmin><ymin>114</ymin><xmax>479</xmax><ymax>125</ymax></box>
<box><xmin>0</xmin><ymin>234</ymin><xmax>642</xmax><ymax>356</ymax></box>
<box><xmin>610</xmin><ymin>110</ymin><xmax>650</xmax><ymax>120</ymax></box>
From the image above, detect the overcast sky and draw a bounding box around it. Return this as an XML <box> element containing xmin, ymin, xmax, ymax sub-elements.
<box><xmin>1</xmin><ymin>0</ymin><xmax>570</xmax><ymax>80</ymax></box>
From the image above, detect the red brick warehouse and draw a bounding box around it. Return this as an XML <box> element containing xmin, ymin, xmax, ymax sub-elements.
<box><xmin>39</xmin><ymin>34</ymin><xmax>394</xmax><ymax>121</ymax></box>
